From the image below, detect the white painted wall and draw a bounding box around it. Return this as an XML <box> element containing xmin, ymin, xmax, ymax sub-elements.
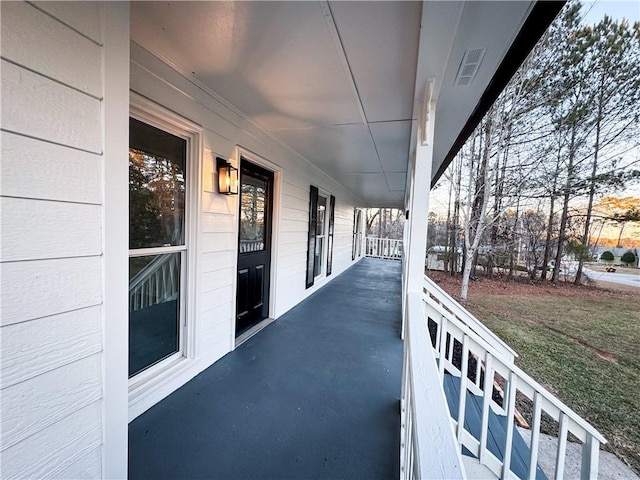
<box><xmin>128</xmin><ymin>42</ymin><xmax>363</xmax><ymax>415</ymax></box>
<box><xmin>1</xmin><ymin>1</ymin><xmax>112</xmax><ymax>477</ymax></box>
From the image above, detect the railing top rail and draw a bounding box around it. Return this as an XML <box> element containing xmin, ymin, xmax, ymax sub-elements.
<box><xmin>129</xmin><ymin>253</ymin><xmax>175</xmax><ymax>291</ymax></box>
<box><xmin>365</xmin><ymin>236</ymin><xmax>402</xmax><ymax>242</ymax></box>
<box><xmin>424</xmin><ymin>295</ymin><xmax>607</xmax><ymax>444</ymax></box>
<box><xmin>406</xmin><ymin>291</ymin><xmax>466</xmax><ymax>479</ymax></box>
<box><xmin>423</xmin><ymin>275</ymin><xmax>518</xmax><ymax>360</ymax></box>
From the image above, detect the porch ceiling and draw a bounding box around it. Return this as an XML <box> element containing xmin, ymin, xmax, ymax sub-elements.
<box><xmin>131</xmin><ymin>1</ymin><xmax>535</xmax><ymax>208</ymax></box>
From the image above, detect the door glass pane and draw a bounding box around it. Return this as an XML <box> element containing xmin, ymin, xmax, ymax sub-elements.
<box><xmin>240</xmin><ymin>175</ymin><xmax>267</xmax><ymax>253</ymax></box>
<box><xmin>129</xmin><ymin>253</ymin><xmax>181</xmax><ymax>377</ymax></box>
<box><xmin>316</xmin><ymin>196</ymin><xmax>326</xmax><ymax>235</ymax></box>
<box><xmin>129</xmin><ymin>118</ymin><xmax>186</xmax><ymax>249</ymax></box>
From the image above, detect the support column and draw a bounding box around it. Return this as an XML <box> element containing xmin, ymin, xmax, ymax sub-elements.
<box><xmin>102</xmin><ymin>2</ymin><xmax>130</xmax><ymax>478</ymax></box>
<box><xmin>402</xmin><ymin>83</ymin><xmax>435</xmax><ymax>338</ymax></box>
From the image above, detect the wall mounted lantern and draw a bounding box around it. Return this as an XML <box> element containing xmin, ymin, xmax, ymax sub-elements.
<box><xmin>217</xmin><ymin>157</ymin><xmax>238</xmax><ymax>195</ymax></box>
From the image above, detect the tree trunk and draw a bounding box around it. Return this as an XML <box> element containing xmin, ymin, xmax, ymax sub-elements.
<box><xmin>552</xmin><ymin>122</ymin><xmax>577</xmax><ymax>283</ymax></box>
<box><xmin>541</xmin><ymin>137</ymin><xmax>562</xmax><ymax>282</ymax></box>
<box><xmin>575</xmin><ymin>85</ymin><xmax>603</xmax><ymax>285</ymax></box>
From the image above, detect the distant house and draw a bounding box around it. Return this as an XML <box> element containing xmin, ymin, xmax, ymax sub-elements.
<box><xmin>596</xmin><ymin>247</ymin><xmax>639</xmax><ymax>267</ymax></box>
<box><xmin>426</xmin><ymin>245</ymin><xmax>462</xmax><ymax>271</ymax></box>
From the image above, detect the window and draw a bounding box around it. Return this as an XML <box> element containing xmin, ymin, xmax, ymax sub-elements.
<box><xmin>352</xmin><ymin>208</ymin><xmax>363</xmax><ymax>260</ymax></box>
<box><xmin>306</xmin><ymin>186</ymin><xmax>335</xmax><ymax>288</ymax></box>
<box><xmin>314</xmin><ymin>195</ymin><xmax>327</xmax><ymax>278</ymax></box>
<box><xmin>128</xmin><ymin>117</ymin><xmax>188</xmax><ymax>378</ymax></box>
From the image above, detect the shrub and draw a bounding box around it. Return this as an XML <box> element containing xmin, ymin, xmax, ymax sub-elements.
<box><xmin>621</xmin><ymin>251</ymin><xmax>637</xmax><ymax>265</ymax></box>
<box><xmin>601</xmin><ymin>251</ymin><xmax>614</xmax><ymax>261</ymax></box>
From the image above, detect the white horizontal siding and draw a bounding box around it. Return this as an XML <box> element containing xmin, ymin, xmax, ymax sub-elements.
<box><xmin>199</xmin><ymin>285</ymin><xmax>235</xmax><ymax>316</ymax></box>
<box><xmin>1</xmin><ymin>197</ymin><xmax>102</xmax><ymax>262</ymax></box>
<box><xmin>280</xmin><ymin>218</ymin><xmax>310</xmax><ymax>233</ymax></box>
<box><xmin>52</xmin><ymin>446</ymin><xmax>102</xmax><ymax>480</ymax></box>
<box><xmin>1</xmin><ymin>305</ymin><xmax>102</xmax><ymax>388</ymax></box>
<box><xmin>1</xmin><ymin>1</ymin><xmax>102</xmax><ymax>97</ymax></box>
<box><xmin>30</xmin><ymin>1</ymin><xmax>103</xmax><ymax>45</ymax></box>
<box><xmin>199</xmin><ymin>301</ymin><xmax>234</xmax><ymax>332</ymax></box>
<box><xmin>279</xmin><ymin>232</ymin><xmax>309</xmax><ymax>248</ymax></box>
<box><xmin>198</xmin><ymin>307</ymin><xmax>233</xmax><ymax>350</ymax></box>
<box><xmin>202</xmin><ymin>212</ymin><xmax>236</xmax><ymax>233</ymax></box>
<box><xmin>1</xmin><ymin>257</ymin><xmax>102</xmax><ymax>327</ymax></box>
<box><xmin>201</xmin><ymin>267</ymin><xmax>235</xmax><ymax>294</ymax></box>
<box><xmin>1</xmin><ymin>59</ymin><xmax>102</xmax><ymax>153</ymax></box>
<box><xmin>0</xmin><ymin>401</ymin><xmax>102</xmax><ymax>480</ymax></box>
<box><xmin>0</xmin><ymin>3</ymin><xmax>106</xmax><ymax>476</ymax></box>
<box><xmin>202</xmin><ymin>192</ymin><xmax>238</xmax><ymax>216</ymax></box>
<box><xmin>201</xmin><ymin>232</ymin><xmax>237</xmax><ymax>253</ymax></box>
<box><xmin>1</xmin><ymin>354</ymin><xmax>102</xmax><ymax>450</ymax></box>
<box><xmin>200</xmin><ymin>250</ymin><xmax>236</xmax><ymax>274</ymax></box>
<box><xmin>1</xmin><ymin>132</ymin><xmax>102</xmax><ymax>204</ymax></box>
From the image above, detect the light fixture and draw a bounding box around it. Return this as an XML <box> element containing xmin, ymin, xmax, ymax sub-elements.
<box><xmin>217</xmin><ymin>157</ymin><xmax>238</xmax><ymax>195</ymax></box>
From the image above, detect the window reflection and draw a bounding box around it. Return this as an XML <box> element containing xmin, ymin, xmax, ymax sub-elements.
<box><xmin>239</xmin><ymin>175</ymin><xmax>267</xmax><ymax>253</ymax></box>
<box><xmin>128</xmin><ymin>253</ymin><xmax>181</xmax><ymax>377</ymax></box>
<box><xmin>129</xmin><ymin>119</ymin><xmax>186</xmax><ymax>249</ymax></box>
<box><xmin>314</xmin><ymin>195</ymin><xmax>327</xmax><ymax>277</ymax></box>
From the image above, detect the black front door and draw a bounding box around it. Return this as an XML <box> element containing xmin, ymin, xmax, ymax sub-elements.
<box><xmin>236</xmin><ymin>159</ymin><xmax>273</xmax><ymax>336</ymax></box>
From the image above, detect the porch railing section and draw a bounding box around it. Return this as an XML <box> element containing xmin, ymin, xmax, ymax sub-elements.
<box><xmin>129</xmin><ymin>253</ymin><xmax>180</xmax><ymax>311</ymax></box>
<box><xmin>401</xmin><ymin>291</ymin><xmax>466</xmax><ymax>480</ymax></box>
<box><xmin>422</xmin><ymin>275</ymin><xmax>607</xmax><ymax>480</ymax></box>
<box><xmin>364</xmin><ymin>236</ymin><xmax>402</xmax><ymax>260</ymax></box>
<box><xmin>423</xmin><ymin>275</ymin><xmax>518</xmax><ymax>364</ymax></box>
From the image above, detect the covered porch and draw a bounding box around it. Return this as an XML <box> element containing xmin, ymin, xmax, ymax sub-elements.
<box><xmin>129</xmin><ymin>258</ymin><xmax>403</xmax><ymax>479</ymax></box>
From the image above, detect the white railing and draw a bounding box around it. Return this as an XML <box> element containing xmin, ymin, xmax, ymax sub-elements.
<box><xmin>423</xmin><ymin>275</ymin><xmax>518</xmax><ymax>364</ymax></box>
<box><xmin>129</xmin><ymin>254</ymin><xmax>180</xmax><ymax>311</ymax></box>
<box><xmin>401</xmin><ymin>291</ymin><xmax>466</xmax><ymax>480</ymax></box>
<box><xmin>365</xmin><ymin>236</ymin><xmax>402</xmax><ymax>260</ymax></box>
<box><xmin>422</xmin><ymin>284</ymin><xmax>606</xmax><ymax>480</ymax></box>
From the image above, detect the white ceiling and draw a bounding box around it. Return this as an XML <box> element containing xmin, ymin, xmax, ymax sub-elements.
<box><xmin>131</xmin><ymin>1</ymin><xmax>534</xmax><ymax>207</ymax></box>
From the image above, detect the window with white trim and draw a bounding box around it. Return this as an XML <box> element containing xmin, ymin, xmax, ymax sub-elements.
<box><xmin>128</xmin><ymin>117</ymin><xmax>189</xmax><ymax>378</ymax></box>
<box><xmin>306</xmin><ymin>186</ymin><xmax>335</xmax><ymax>288</ymax></box>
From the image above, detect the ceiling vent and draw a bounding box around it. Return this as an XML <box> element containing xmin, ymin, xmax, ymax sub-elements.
<box><xmin>454</xmin><ymin>48</ymin><xmax>486</xmax><ymax>87</ymax></box>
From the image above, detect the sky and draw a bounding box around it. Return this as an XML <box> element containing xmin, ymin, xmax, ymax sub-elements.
<box><xmin>581</xmin><ymin>0</ymin><xmax>640</xmax><ymax>25</ymax></box>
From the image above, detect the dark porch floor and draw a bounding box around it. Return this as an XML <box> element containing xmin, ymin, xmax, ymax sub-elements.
<box><xmin>129</xmin><ymin>258</ymin><xmax>403</xmax><ymax>480</ymax></box>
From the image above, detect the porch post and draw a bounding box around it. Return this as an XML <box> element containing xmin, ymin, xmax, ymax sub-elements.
<box><xmin>102</xmin><ymin>2</ymin><xmax>130</xmax><ymax>478</ymax></box>
<box><xmin>402</xmin><ymin>84</ymin><xmax>435</xmax><ymax>338</ymax></box>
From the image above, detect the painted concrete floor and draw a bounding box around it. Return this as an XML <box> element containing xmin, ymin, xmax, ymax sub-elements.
<box><xmin>129</xmin><ymin>258</ymin><xmax>403</xmax><ymax>480</ymax></box>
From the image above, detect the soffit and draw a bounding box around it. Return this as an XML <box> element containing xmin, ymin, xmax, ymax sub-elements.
<box><xmin>414</xmin><ymin>1</ymin><xmax>535</xmax><ymax>185</ymax></box>
<box><xmin>131</xmin><ymin>1</ymin><xmax>536</xmax><ymax>208</ymax></box>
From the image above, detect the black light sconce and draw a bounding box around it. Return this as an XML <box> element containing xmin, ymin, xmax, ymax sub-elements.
<box><xmin>216</xmin><ymin>157</ymin><xmax>238</xmax><ymax>195</ymax></box>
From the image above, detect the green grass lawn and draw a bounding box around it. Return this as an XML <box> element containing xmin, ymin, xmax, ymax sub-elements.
<box><xmin>466</xmin><ymin>293</ymin><xmax>640</xmax><ymax>474</ymax></box>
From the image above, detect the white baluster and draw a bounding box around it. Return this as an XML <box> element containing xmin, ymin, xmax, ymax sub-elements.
<box><xmin>438</xmin><ymin>316</ymin><xmax>448</xmax><ymax>378</ymax></box>
<box><xmin>457</xmin><ymin>334</ymin><xmax>470</xmax><ymax>443</ymax></box>
<box><xmin>479</xmin><ymin>351</ymin><xmax>494</xmax><ymax>463</ymax></box>
<box><xmin>555</xmin><ymin>413</ymin><xmax>569</xmax><ymax>480</ymax></box>
<box><xmin>528</xmin><ymin>392</ymin><xmax>542</xmax><ymax>480</ymax></box>
<box><xmin>580</xmin><ymin>435</ymin><xmax>600</xmax><ymax>480</ymax></box>
<box><xmin>502</xmin><ymin>371</ymin><xmax>518</xmax><ymax>479</ymax></box>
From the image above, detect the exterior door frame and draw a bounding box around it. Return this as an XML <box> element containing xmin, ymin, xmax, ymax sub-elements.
<box><xmin>231</xmin><ymin>146</ymin><xmax>281</xmax><ymax>349</ymax></box>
